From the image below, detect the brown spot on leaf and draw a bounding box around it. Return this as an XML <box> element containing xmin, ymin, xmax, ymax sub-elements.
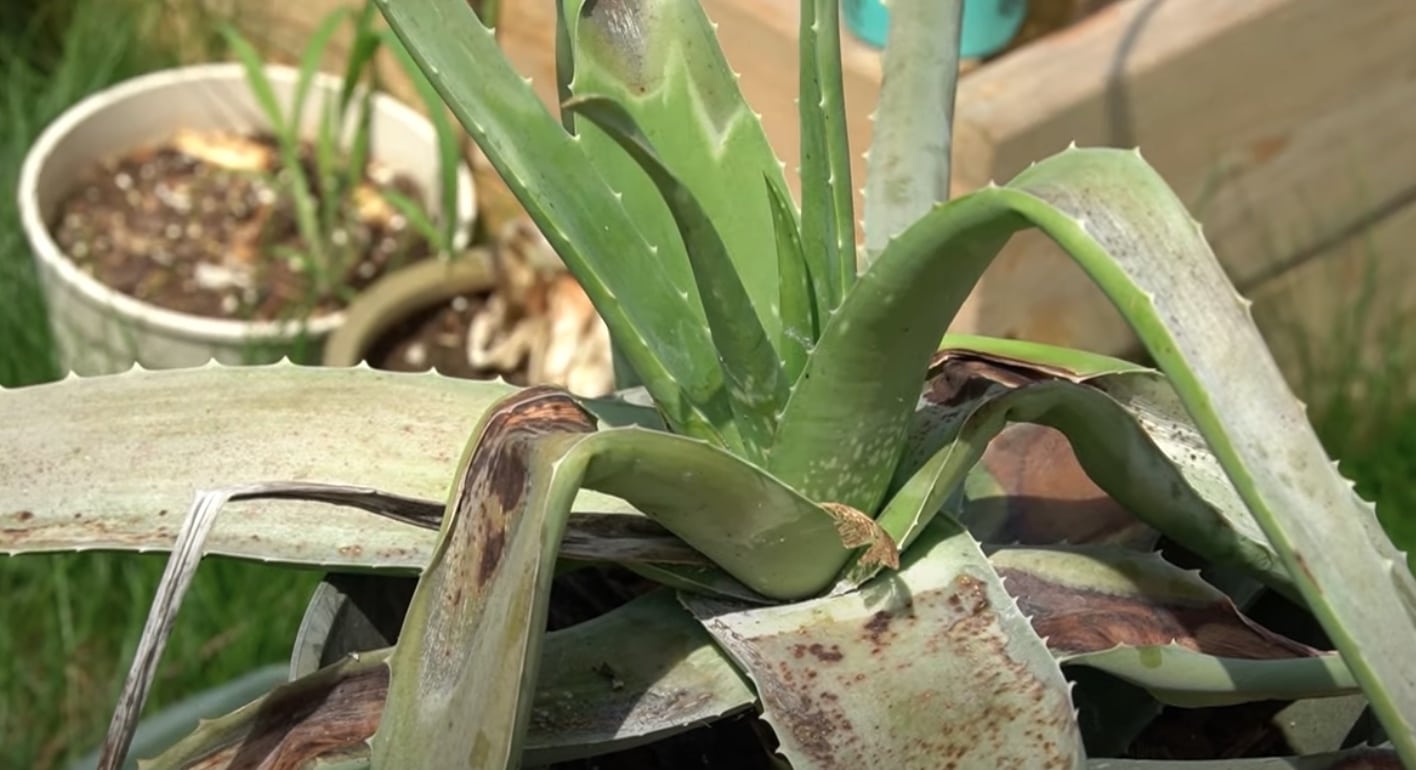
<box><xmin>13</xmin><ymin>511</ymin><xmax>33</xmax><ymax>522</ymax></box>
<box><xmin>997</xmin><ymin>567</ymin><xmax>1320</xmax><ymax>659</ymax></box>
<box><xmin>180</xmin><ymin>663</ymin><xmax>390</xmax><ymax>770</ymax></box>
<box><xmin>691</xmin><ymin>570</ymin><xmax>1078</xmax><ymax>768</ymax></box>
<box><xmin>792</xmin><ymin>643</ymin><xmax>844</xmax><ymax>662</ymax></box>
<box><xmin>452</xmin><ymin>387</ymin><xmax>597</xmax><ymax>590</ymax></box>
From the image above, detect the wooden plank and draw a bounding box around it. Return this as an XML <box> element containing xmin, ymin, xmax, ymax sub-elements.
<box><xmin>947</xmin><ymin>0</ymin><xmax>1416</xmax><ymax>358</ymax></box>
<box><xmin>1250</xmin><ymin>196</ymin><xmax>1416</xmax><ymax>400</ymax></box>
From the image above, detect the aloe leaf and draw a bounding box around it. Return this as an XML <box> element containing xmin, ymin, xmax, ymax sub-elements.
<box><xmin>926</xmin><ymin>345</ymin><xmax>1281</xmax><ymax>576</ymax></box>
<box><xmin>1087</xmin><ymin>749</ymin><xmax>1403</xmax><ymax>770</ymax></box>
<box><xmin>765</xmin><ymin>147</ymin><xmax>1416</xmax><ymax>750</ymax></box>
<box><xmin>938</xmin><ymin>333</ymin><xmax>1152</xmax><ymax>378</ymax></box>
<box><xmin>142</xmin><ymin>652</ymin><xmax>389</xmax><ymax>770</ymax></box>
<box><xmin>797</xmin><ymin>0</ymin><xmax>856</xmax><ymax>308</ymax></box>
<box><xmin>523</xmin><ymin>589</ymin><xmax>755</xmax><ymax>763</ymax></box>
<box><xmin>96</xmin><ymin>489</ymin><xmax>232</xmax><ymax>770</ymax></box>
<box><xmin>559</xmin><ymin>0</ymin><xmax>790</xmax><ymax>345</ymax></box>
<box><xmin>1072</xmin><ymin>645</ymin><xmax>1357</xmax><ymax>709</ymax></box>
<box><xmin>0</xmin><ymin>367</ymin><xmax>854</xmax><ymax>597</ymax></box>
<box><xmin>373</xmin><ymin>388</ymin><xmax>605</xmax><ymax>767</ymax></box>
<box><xmin>145</xmin><ymin>591</ymin><xmax>754</xmax><ymax>769</ymax></box>
<box><xmin>375</xmin><ymin>0</ymin><xmax>734</xmax><ymax>444</ymax></box>
<box><xmin>566</xmin><ymin>95</ymin><xmax>787</xmax><ymax>458</ymax></box>
<box><xmin>580</xmin><ymin>426</ymin><xmax>869</xmax><ymax>600</ymax></box>
<box><xmin>683</xmin><ymin>516</ymin><xmax>1083</xmax><ymax>769</ymax></box>
<box><xmin>839</xmin><ymin>361</ymin><xmax>1293</xmax><ymax>599</ymax></box>
<box><xmin>766</xmin><ymin>200</ymin><xmax>1017</xmax><ymax>513</ymax></box>
<box><xmin>988</xmin><ymin>546</ymin><xmax>1357</xmax><ymax>706</ymax></box>
<box><xmin>376</xmin><ymin>382</ymin><xmax>888</xmax><ymax>767</ymax></box>
<box><xmin>862</xmin><ymin>0</ymin><xmax>963</xmax><ymax>261</ymax></box>
<box><xmin>767</xmin><ymin>175</ymin><xmax>816</xmax><ymax>380</ymax></box>
<box><xmin>0</xmin><ymin>365</ymin><xmax>640</xmax><ymax>567</ymax></box>
<box><xmin>963</xmin><ymin>423</ymin><xmax>1159</xmax><ymax>550</ymax></box>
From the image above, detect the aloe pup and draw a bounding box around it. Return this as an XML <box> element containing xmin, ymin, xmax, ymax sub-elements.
<box><xmin>2</xmin><ymin>0</ymin><xmax>1412</xmax><ymax>767</ymax></box>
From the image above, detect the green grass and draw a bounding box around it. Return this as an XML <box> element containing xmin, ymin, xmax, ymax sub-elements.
<box><xmin>0</xmin><ymin>555</ymin><xmax>319</xmax><ymax>769</ymax></box>
<box><xmin>0</xmin><ymin>3</ymin><xmax>322</xmax><ymax>768</ymax></box>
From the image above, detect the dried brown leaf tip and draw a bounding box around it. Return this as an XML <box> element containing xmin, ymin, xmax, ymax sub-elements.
<box><xmin>819</xmin><ymin>502</ymin><xmax>900</xmax><ymax>570</ymax></box>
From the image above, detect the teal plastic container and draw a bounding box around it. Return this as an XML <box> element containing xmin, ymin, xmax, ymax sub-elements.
<box><xmin>843</xmin><ymin>0</ymin><xmax>1028</xmax><ymax>58</ymax></box>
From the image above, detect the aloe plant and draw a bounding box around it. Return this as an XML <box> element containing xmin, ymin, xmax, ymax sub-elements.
<box><xmin>3</xmin><ymin>0</ymin><xmax>1413</xmax><ymax>768</ymax></box>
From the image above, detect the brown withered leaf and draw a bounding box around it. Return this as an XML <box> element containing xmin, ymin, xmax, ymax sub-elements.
<box><xmin>989</xmin><ymin>546</ymin><xmax>1320</xmax><ymax>660</ymax></box>
<box><xmin>818</xmin><ymin>502</ymin><xmax>900</xmax><ymax>570</ymax></box>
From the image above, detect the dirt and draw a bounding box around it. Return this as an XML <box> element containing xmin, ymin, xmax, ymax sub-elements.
<box><xmin>364</xmin><ymin>288</ymin><xmax>531</xmax><ymax>383</ymax></box>
<box><xmin>50</xmin><ymin>129</ymin><xmax>435</xmax><ymax>324</ymax></box>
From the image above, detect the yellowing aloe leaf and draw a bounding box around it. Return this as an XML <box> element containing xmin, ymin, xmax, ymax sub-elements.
<box><xmin>0</xmin><ymin>365</ymin><xmax>662</xmax><ymax>569</ymax></box>
<box><xmin>684</xmin><ymin>517</ymin><xmax>1084</xmax><ymax>769</ymax></box>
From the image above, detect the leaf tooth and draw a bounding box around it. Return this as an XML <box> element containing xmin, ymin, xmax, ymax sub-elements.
<box><xmin>1131</xmin><ymin>146</ymin><xmax>1146</xmax><ymax>160</ymax></box>
<box><xmin>1065</xmin><ymin>140</ymin><xmax>1079</xmax><ymax>151</ymax></box>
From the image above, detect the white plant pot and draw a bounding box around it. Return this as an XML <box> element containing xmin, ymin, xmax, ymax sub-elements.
<box><xmin>17</xmin><ymin>63</ymin><xmax>477</xmax><ymax>375</ymax></box>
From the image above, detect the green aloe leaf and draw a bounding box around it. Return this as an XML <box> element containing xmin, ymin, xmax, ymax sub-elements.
<box><xmin>862</xmin><ymin>0</ymin><xmax>963</xmax><ymax>261</ymax></box>
<box><xmin>797</xmin><ymin>0</ymin><xmax>856</xmax><ymax>311</ymax></box>
<box><xmin>565</xmin><ymin>95</ymin><xmax>788</xmax><ymax>459</ymax></box>
<box><xmin>684</xmin><ymin>516</ymin><xmax>1083</xmax><ymax>769</ymax></box>
<box><xmin>144</xmin><ymin>592</ymin><xmax>753</xmax><ymax>768</ymax></box>
<box><xmin>988</xmin><ymin>546</ymin><xmax>1358</xmax><ymax>707</ymax></box>
<box><xmin>559</xmin><ymin>0</ymin><xmax>789</xmax><ymax>346</ymax></box>
<box><xmin>0</xmin><ymin>365</ymin><xmax>667</xmax><ymax>568</ymax></box>
<box><xmin>375</xmin><ymin>384</ymin><xmax>877</xmax><ymax>765</ymax></box>
<box><xmin>375</xmin><ymin>0</ymin><xmax>734</xmax><ymax>445</ymax></box>
<box><xmin>836</xmin><ymin>358</ymin><xmax>1292</xmax><ymax>599</ymax></box>
<box><xmin>767</xmin><ymin>175</ymin><xmax>816</xmax><ymax>380</ymax></box>
<box><xmin>938</xmin><ymin>333</ymin><xmax>1151</xmax><ymax>378</ymax></box>
<box><xmin>764</xmin><ymin>147</ymin><xmax>1416</xmax><ymax>753</ymax></box>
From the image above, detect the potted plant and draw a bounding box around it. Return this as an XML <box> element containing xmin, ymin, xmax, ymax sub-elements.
<box><xmin>15</xmin><ymin>3</ymin><xmax>476</xmax><ymax>375</ymax></box>
<box><xmin>3</xmin><ymin>0</ymin><xmax>1413</xmax><ymax>768</ymax></box>
<box><xmin>321</xmin><ymin>218</ymin><xmax>614</xmax><ymax>397</ymax></box>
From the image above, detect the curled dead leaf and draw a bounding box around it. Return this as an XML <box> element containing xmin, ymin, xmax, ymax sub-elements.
<box><xmin>819</xmin><ymin>502</ymin><xmax>900</xmax><ymax>571</ymax></box>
